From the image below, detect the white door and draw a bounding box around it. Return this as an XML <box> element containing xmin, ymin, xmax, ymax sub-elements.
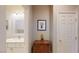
<box><xmin>57</xmin><ymin>11</ymin><xmax>78</xmax><ymax>53</ymax></box>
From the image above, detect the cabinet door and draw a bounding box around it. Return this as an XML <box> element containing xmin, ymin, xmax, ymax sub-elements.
<box><xmin>6</xmin><ymin>43</ymin><xmax>25</xmax><ymax>53</ymax></box>
<box><xmin>57</xmin><ymin>11</ymin><xmax>78</xmax><ymax>53</ymax></box>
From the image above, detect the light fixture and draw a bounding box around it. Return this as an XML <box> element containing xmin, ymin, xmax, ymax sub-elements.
<box><xmin>11</xmin><ymin>12</ymin><xmax>24</xmax><ymax>19</ymax></box>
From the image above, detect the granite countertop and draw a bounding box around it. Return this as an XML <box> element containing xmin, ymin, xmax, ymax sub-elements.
<box><xmin>6</xmin><ymin>38</ymin><xmax>24</xmax><ymax>42</ymax></box>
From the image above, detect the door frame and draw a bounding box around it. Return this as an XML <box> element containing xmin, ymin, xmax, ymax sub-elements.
<box><xmin>56</xmin><ymin>11</ymin><xmax>78</xmax><ymax>52</ymax></box>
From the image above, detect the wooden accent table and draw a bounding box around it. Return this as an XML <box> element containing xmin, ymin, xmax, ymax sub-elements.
<box><xmin>31</xmin><ymin>40</ymin><xmax>52</xmax><ymax>53</ymax></box>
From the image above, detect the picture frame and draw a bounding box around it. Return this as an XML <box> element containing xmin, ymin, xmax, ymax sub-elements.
<box><xmin>37</xmin><ymin>20</ymin><xmax>46</xmax><ymax>31</ymax></box>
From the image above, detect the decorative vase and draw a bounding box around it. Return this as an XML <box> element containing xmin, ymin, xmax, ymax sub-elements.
<box><xmin>41</xmin><ymin>34</ymin><xmax>44</xmax><ymax>40</ymax></box>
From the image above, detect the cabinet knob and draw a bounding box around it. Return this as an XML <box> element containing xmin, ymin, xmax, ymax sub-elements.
<box><xmin>75</xmin><ymin>37</ymin><xmax>77</xmax><ymax>40</ymax></box>
<box><xmin>59</xmin><ymin>40</ymin><xmax>62</xmax><ymax>42</ymax></box>
<box><xmin>10</xmin><ymin>48</ymin><xmax>13</xmax><ymax>52</ymax></box>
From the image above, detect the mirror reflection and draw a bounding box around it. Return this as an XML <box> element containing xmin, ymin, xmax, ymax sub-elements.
<box><xmin>6</xmin><ymin>6</ymin><xmax>24</xmax><ymax>44</ymax></box>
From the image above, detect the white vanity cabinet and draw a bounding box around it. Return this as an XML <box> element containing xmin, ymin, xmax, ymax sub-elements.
<box><xmin>6</xmin><ymin>38</ymin><xmax>25</xmax><ymax>53</ymax></box>
<box><xmin>6</xmin><ymin>42</ymin><xmax>25</xmax><ymax>53</ymax></box>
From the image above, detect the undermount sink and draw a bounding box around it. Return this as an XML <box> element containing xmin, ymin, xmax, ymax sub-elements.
<box><xmin>6</xmin><ymin>38</ymin><xmax>24</xmax><ymax>42</ymax></box>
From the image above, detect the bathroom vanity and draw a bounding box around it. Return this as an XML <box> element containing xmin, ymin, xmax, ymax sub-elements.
<box><xmin>6</xmin><ymin>38</ymin><xmax>25</xmax><ymax>53</ymax></box>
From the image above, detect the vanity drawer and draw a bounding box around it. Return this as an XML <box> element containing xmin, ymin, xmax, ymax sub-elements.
<box><xmin>6</xmin><ymin>47</ymin><xmax>25</xmax><ymax>53</ymax></box>
<box><xmin>6</xmin><ymin>43</ymin><xmax>24</xmax><ymax>48</ymax></box>
<box><xmin>6</xmin><ymin>43</ymin><xmax>25</xmax><ymax>53</ymax></box>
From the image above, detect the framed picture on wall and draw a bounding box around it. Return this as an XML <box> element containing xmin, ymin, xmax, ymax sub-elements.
<box><xmin>37</xmin><ymin>20</ymin><xmax>46</xmax><ymax>31</ymax></box>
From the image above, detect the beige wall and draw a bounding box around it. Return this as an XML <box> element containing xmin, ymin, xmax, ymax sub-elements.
<box><xmin>77</xmin><ymin>6</ymin><xmax>79</xmax><ymax>53</ymax></box>
<box><xmin>32</xmin><ymin>5</ymin><xmax>50</xmax><ymax>40</ymax></box>
<box><xmin>24</xmin><ymin>5</ymin><xmax>33</xmax><ymax>52</ymax></box>
<box><xmin>53</xmin><ymin>5</ymin><xmax>78</xmax><ymax>52</ymax></box>
<box><xmin>0</xmin><ymin>6</ymin><xmax>6</xmax><ymax>52</ymax></box>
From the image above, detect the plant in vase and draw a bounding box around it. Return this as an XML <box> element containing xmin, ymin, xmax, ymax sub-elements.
<box><xmin>41</xmin><ymin>34</ymin><xmax>44</xmax><ymax>40</ymax></box>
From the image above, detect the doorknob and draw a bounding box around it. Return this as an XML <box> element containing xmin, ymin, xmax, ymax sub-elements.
<box><xmin>10</xmin><ymin>48</ymin><xmax>13</xmax><ymax>52</ymax></box>
<box><xmin>59</xmin><ymin>40</ymin><xmax>62</xmax><ymax>42</ymax></box>
<box><xmin>75</xmin><ymin>37</ymin><xmax>77</xmax><ymax>40</ymax></box>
